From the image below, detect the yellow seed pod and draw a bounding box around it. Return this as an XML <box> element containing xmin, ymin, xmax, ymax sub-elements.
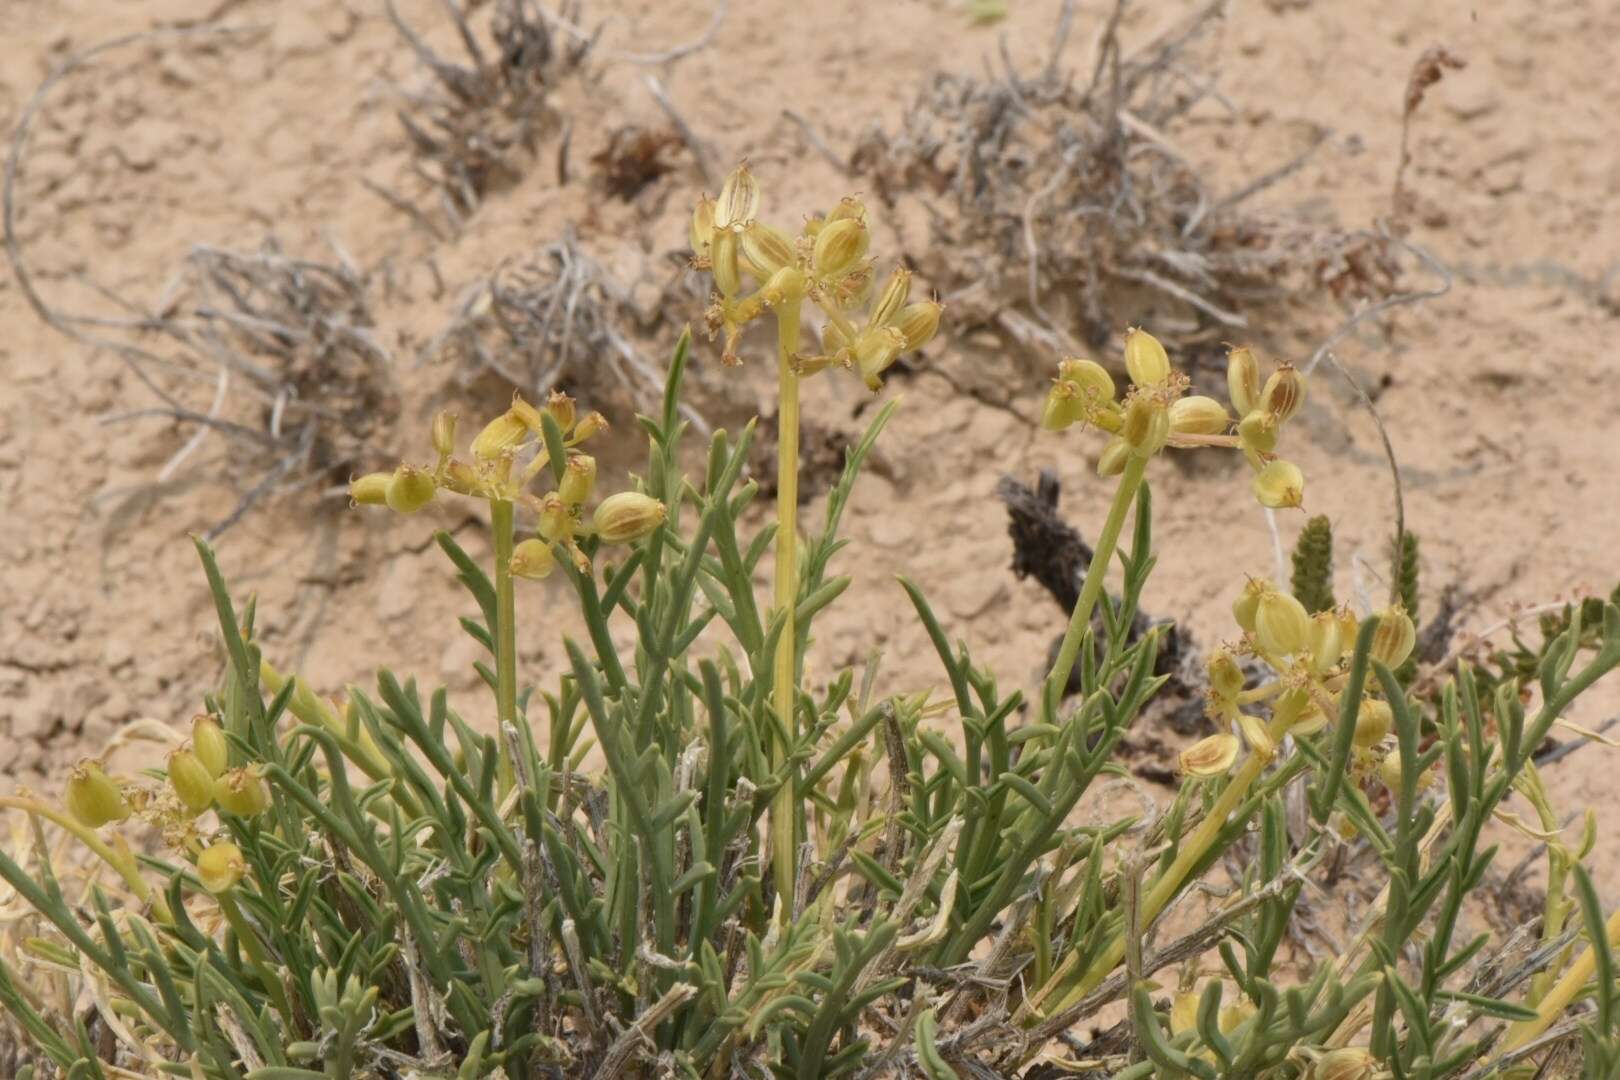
<box><xmin>1369</xmin><ymin>605</ymin><xmax>1417</xmax><ymax>669</ymax></box>
<box><xmin>510</xmin><ymin>538</ymin><xmax>557</xmax><ymax>581</ymax></box>
<box><xmin>1226</xmin><ymin>346</ymin><xmax>1261</xmax><ymax>416</ymax></box>
<box><xmin>1290</xmin><ymin>696</ymin><xmax>1329</xmax><ymax>736</ymax></box>
<box><xmin>1120</xmin><ymin>396</ymin><xmax>1170</xmax><ymax>457</ymax></box>
<box><xmin>430</xmin><ymin>411</ymin><xmax>458</xmax><ymax>460</ymax></box>
<box><xmin>197</xmin><ymin>842</ymin><xmax>247</xmax><ymax>895</ymax></box>
<box><xmin>825</xmin><ymin>195</ymin><xmax>866</xmax><ymax>225</ymax></box>
<box><xmin>537</xmin><ymin>493</ymin><xmax>572</xmax><ymax>543</ymax></box>
<box><xmin>741</xmin><ymin>221</ymin><xmax>797</xmax><ymax>276</ymax></box>
<box><xmin>1260</xmin><ymin>364</ymin><xmax>1306</xmax><ymax>424</ymax></box>
<box><xmin>854</xmin><ymin>326</ymin><xmax>906</xmax><ymax>391</ymax></box>
<box><xmin>545</xmin><ymin>390</ymin><xmax>577</xmax><ymax>434</ymax></box>
<box><xmin>573</xmin><ymin>411</ymin><xmax>609</xmax><ymax>442</ymax></box>
<box><xmin>64</xmin><ymin>762</ymin><xmax>130</xmax><ymax>829</ymax></box>
<box><xmin>442</xmin><ymin>459</ymin><xmax>480</xmax><ymax>496</ymax></box>
<box><xmin>714</xmin><ymin>163</ymin><xmax>761</xmax><ymax>229</ymax></box>
<box><xmin>1207</xmin><ymin>648</ymin><xmax>1245</xmax><ymax>700</ymax></box>
<box><xmin>1307</xmin><ymin>611</ymin><xmax>1344</xmax><ymax>675</ymax></box>
<box><xmin>1232</xmin><ymin>578</ymin><xmax>1270</xmax><ymax>633</ymax></box>
<box><xmin>1041</xmin><ymin>381</ymin><xmax>1084</xmax><ymax>432</ymax></box>
<box><xmin>560</xmin><ymin>454</ymin><xmax>597</xmax><ymax>507</ymax></box>
<box><xmin>867</xmin><ymin>268</ymin><xmax>912</xmax><ymax>329</ymax></box>
<box><xmin>710</xmin><ymin>229</ymin><xmax>742</xmax><ymax>298</ymax></box>
<box><xmin>1378</xmin><ymin>752</ymin><xmax>1402</xmax><ymax>792</ymax></box>
<box><xmin>192</xmin><ymin>714</ymin><xmax>228</xmax><ymax>777</ymax></box>
<box><xmin>349</xmin><ymin>472</ymin><xmax>390</xmax><ymax>506</ymax></box>
<box><xmin>1169</xmin><ymin>395</ymin><xmax>1230</xmax><ymax>435</ymax></box>
<box><xmin>168</xmin><ymin>749</ymin><xmax>216</xmax><ymax>814</ymax></box>
<box><xmin>594</xmin><ymin>492</ymin><xmax>667</xmax><ymax>544</ymax></box>
<box><xmin>1253</xmin><ymin>459</ymin><xmax>1305</xmax><ymax>509</ymax></box>
<box><xmin>1237</xmin><ymin>409</ymin><xmax>1279</xmax><ymax>455</ymax></box>
<box><xmin>1123</xmin><ymin>327</ymin><xmax>1171</xmax><ymax>386</ymax></box>
<box><xmin>690</xmin><ymin>195</ymin><xmax>717</xmax><ymax>256</ymax></box>
<box><xmin>471</xmin><ymin>410</ymin><xmax>530</xmax><ymax>460</ymax></box>
<box><xmin>812</xmin><ymin>217</ymin><xmax>869</xmax><ymax>278</ymax></box>
<box><xmin>1354</xmin><ymin>698</ymin><xmax>1393</xmax><ymax>748</ymax></box>
<box><xmin>1180</xmin><ymin>733</ymin><xmax>1239</xmax><ymax>778</ymax></box>
<box><xmin>215</xmin><ymin>766</ymin><xmax>272</xmax><ymax>818</ymax></box>
<box><xmin>1237</xmin><ymin>712</ymin><xmax>1275</xmax><ymax>761</ymax></box>
<box><xmin>1311</xmin><ymin>1047</ymin><xmax>1377</xmax><ymax>1080</ymax></box>
<box><xmin>1096</xmin><ymin>436</ymin><xmax>1131</xmax><ymax>477</ymax></box>
<box><xmin>1057</xmin><ymin>357</ymin><xmax>1115</xmax><ymax>405</ymax></box>
<box><xmin>386</xmin><ymin>465</ymin><xmax>437</xmax><ymax>515</ymax></box>
<box><xmin>896</xmin><ymin>301</ymin><xmax>943</xmax><ymax>352</ymax></box>
<box><xmin>1255</xmin><ymin>589</ymin><xmax>1311</xmax><ymax>656</ymax></box>
<box><xmin>1337</xmin><ymin>606</ymin><xmax>1360</xmax><ymax>650</ymax></box>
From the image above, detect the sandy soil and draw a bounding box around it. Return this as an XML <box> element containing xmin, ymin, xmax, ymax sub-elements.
<box><xmin>2</xmin><ymin>0</ymin><xmax>1617</xmax><ymax>897</ymax></box>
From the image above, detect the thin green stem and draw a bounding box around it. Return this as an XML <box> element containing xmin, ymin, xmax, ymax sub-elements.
<box><xmin>218</xmin><ymin>890</ymin><xmax>293</xmax><ymax>1021</ymax></box>
<box><xmin>1041</xmin><ymin>454</ymin><xmax>1149</xmax><ymax>712</ymax></box>
<box><xmin>770</xmin><ymin>300</ymin><xmax>803</xmax><ymax>918</ymax></box>
<box><xmin>492</xmin><ymin>498</ymin><xmax>518</xmax><ymax>794</ymax></box>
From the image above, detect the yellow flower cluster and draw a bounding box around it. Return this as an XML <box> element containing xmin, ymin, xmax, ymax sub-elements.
<box><xmin>349</xmin><ymin>389</ymin><xmax>665</xmax><ymax>581</ymax></box>
<box><xmin>1041</xmin><ymin>330</ymin><xmax>1311</xmax><ymax>510</ymax></box>
<box><xmin>692</xmin><ymin>164</ymin><xmax>941</xmax><ymax>390</ymax></box>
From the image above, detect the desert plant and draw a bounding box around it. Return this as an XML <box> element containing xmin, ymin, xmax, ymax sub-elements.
<box><xmin>3</xmin><ymin>168</ymin><xmax>1620</xmax><ymax>1080</ymax></box>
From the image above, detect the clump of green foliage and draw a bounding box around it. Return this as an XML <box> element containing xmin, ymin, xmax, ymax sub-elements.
<box><xmin>4</xmin><ymin>168</ymin><xmax>1620</xmax><ymax>1080</ymax></box>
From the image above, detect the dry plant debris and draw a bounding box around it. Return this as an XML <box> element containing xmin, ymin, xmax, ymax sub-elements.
<box><xmin>590</xmin><ymin>123</ymin><xmax>685</xmax><ymax>201</ymax></box>
<box><xmin>426</xmin><ymin>230</ymin><xmax>684</xmax><ymax>421</ymax></box>
<box><xmin>852</xmin><ymin>0</ymin><xmax>1401</xmax><ymax>358</ymax></box>
<box><xmin>383</xmin><ymin>0</ymin><xmax>594</xmax><ymax>231</ymax></box>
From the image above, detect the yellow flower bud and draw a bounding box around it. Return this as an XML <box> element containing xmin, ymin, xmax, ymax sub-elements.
<box><xmin>1260</xmin><ymin>364</ymin><xmax>1306</xmax><ymax>424</ymax></box>
<box><xmin>714</xmin><ymin>163</ymin><xmax>760</xmax><ymax>229</ymax></box>
<box><xmin>854</xmin><ymin>326</ymin><xmax>906</xmax><ymax>391</ymax></box>
<box><xmin>510</xmin><ymin>394</ymin><xmax>544</xmax><ymax>433</ymax></box>
<box><xmin>761</xmin><ymin>265</ymin><xmax>806</xmax><ymax>308</ymax></box>
<box><xmin>197</xmin><ymin>842</ymin><xmax>247</xmax><ymax>895</ymax></box>
<box><xmin>1255</xmin><ymin>589</ymin><xmax>1311</xmax><ymax>656</ymax></box>
<box><xmin>825</xmin><ymin>196</ymin><xmax>866</xmax><ymax>225</ymax></box>
<box><xmin>1226</xmin><ymin>346</ymin><xmax>1261</xmax><ymax>416</ymax></box>
<box><xmin>1290</xmin><ymin>696</ymin><xmax>1329</xmax><ymax>736</ymax></box>
<box><xmin>896</xmin><ymin>301</ymin><xmax>943</xmax><ymax>352</ymax></box>
<box><xmin>1207</xmin><ymin>648</ymin><xmax>1245</xmax><ymax>700</ymax></box>
<box><xmin>431</xmin><ymin>411</ymin><xmax>457</xmax><ymax>460</ymax></box>
<box><xmin>1337</xmin><ymin>607</ymin><xmax>1360</xmax><ymax>648</ymax></box>
<box><xmin>1169</xmin><ymin>395</ymin><xmax>1230</xmax><ymax>435</ymax></box>
<box><xmin>64</xmin><ymin>761</ymin><xmax>130</xmax><ymax>829</ymax></box>
<box><xmin>1057</xmin><ymin>358</ymin><xmax>1115</xmax><ymax>404</ymax></box>
<box><xmin>168</xmin><ymin>749</ymin><xmax>216</xmax><ymax>814</ymax></box>
<box><xmin>1237</xmin><ymin>409</ymin><xmax>1278</xmax><ymax>455</ymax></box>
<box><xmin>573</xmin><ymin>411</ymin><xmax>609</xmax><ymax>442</ymax></box>
<box><xmin>1041</xmin><ymin>381</ymin><xmax>1085</xmax><ymax>432</ymax></box>
<box><xmin>1123</xmin><ymin>327</ymin><xmax>1171</xmax><ymax>386</ymax></box>
<box><xmin>812</xmin><ymin>217</ymin><xmax>869</xmax><ymax>279</ymax></box>
<box><xmin>867</xmin><ymin>268</ymin><xmax>912</xmax><ymax>329</ymax></box>
<box><xmin>545</xmin><ymin>390</ymin><xmax>576</xmax><ymax>434</ymax></box>
<box><xmin>442</xmin><ymin>459</ymin><xmax>480</xmax><ymax>496</ymax></box>
<box><xmin>1307</xmin><ymin>611</ymin><xmax>1344</xmax><ymax>676</ymax></box>
<box><xmin>711</xmin><ymin>228</ymin><xmax>742</xmax><ymax>298</ymax></box>
<box><xmin>215</xmin><ymin>766</ymin><xmax>272</xmax><ymax>818</ymax></box>
<box><xmin>1233</xmin><ymin>578</ymin><xmax>1270</xmax><ymax>633</ymax></box>
<box><xmin>537</xmin><ymin>493</ymin><xmax>572</xmax><ymax>543</ymax></box>
<box><xmin>1369</xmin><ymin>605</ymin><xmax>1417</xmax><ymax>669</ymax></box>
<box><xmin>510</xmin><ymin>538</ymin><xmax>557</xmax><ymax>581</ymax></box>
<box><xmin>741</xmin><ymin>221</ymin><xmax>797</xmax><ymax>276</ymax></box>
<box><xmin>1096</xmin><ymin>435</ymin><xmax>1131</xmax><ymax>477</ymax></box>
<box><xmin>193</xmin><ymin>714</ymin><xmax>228</xmax><ymax>777</ymax></box>
<box><xmin>1180</xmin><ymin>733</ymin><xmax>1239</xmax><ymax>778</ymax></box>
<box><xmin>1238</xmin><ymin>711</ymin><xmax>1276</xmax><ymax>761</ymax></box>
<box><xmin>560</xmin><ymin>454</ymin><xmax>596</xmax><ymax>507</ymax></box>
<box><xmin>690</xmin><ymin>195</ymin><xmax>716</xmax><ymax>256</ymax></box>
<box><xmin>593</xmin><ymin>492</ymin><xmax>667</xmax><ymax>544</ymax></box>
<box><xmin>1253</xmin><ymin>459</ymin><xmax>1304</xmax><ymax>509</ymax></box>
<box><xmin>1354</xmin><ymin>697</ymin><xmax>1393</xmax><ymax>748</ymax></box>
<box><xmin>349</xmin><ymin>472</ymin><xmax>390</xmax><ymax>506</ymax></box>
<box><xmin>1311</xmin><ymin>1048</ymin><xmax>1377</xmax><ymax>1080</ymax></box>
<box><xmin>471</xmin><ymin>410</ymin><xmax>530</xmax><ymax>460</ymax></box>
<box><xmin>386</xmin><ymin>464</ymin><xmax>436</xmax><ymax>515</ymax></box>
<box><xmin>1121</xmin><ymin>396</ymin><xmax>1170</xmax><ymax>457</ymax></box>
